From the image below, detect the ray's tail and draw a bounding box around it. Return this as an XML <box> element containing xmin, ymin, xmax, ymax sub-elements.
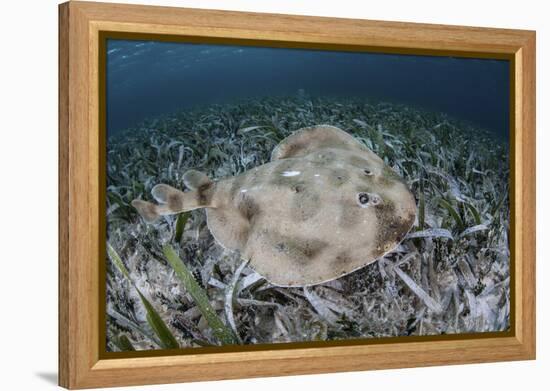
<box><xmin>131</xmin><ymin>170</ymin><xmax>214</xmax><ymax>223</ymax></box>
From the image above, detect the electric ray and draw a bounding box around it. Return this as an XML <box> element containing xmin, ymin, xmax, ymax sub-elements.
<box><xmin>132</xmin><ymin>125</ymin><xmax>416</xmax><ymax>287</ymax></box>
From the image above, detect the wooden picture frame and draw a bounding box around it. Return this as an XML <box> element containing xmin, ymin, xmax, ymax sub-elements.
<box><xmin>58</xmin><ymin>1</ymin><xmax>536</xmax><ymax>389</ymax></box>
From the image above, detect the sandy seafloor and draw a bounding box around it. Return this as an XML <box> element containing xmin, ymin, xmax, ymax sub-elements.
<box><xmin>105</xmin><ymin>96</ymin><xmax>510</xmax><ymax>352</ymax></box>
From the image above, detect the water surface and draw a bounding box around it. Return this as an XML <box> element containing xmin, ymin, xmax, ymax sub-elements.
<box><xmin>106</xmin><ymin>39</ymin><xmax>510</xmax><ymax>139</ymax></box>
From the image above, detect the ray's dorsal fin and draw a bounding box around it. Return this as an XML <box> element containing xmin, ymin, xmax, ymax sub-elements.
<box><xmin>271</xmin><ymin>125</ymin><xmax>367</xmax><ymax>161</ymax></box>
<box><xmin>132</xmin><ymin>179</ymin><xmax>215</xmax><ymax>223</ymax></box>
<box><xmin>183</xmin><ymin>169</ymin><xmax>212</xmax><ymax>190</ymax></box>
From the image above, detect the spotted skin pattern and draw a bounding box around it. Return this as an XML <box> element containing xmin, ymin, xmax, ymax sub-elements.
<box><xmin>132</xmin><ymin>125</ymin><xmax>416</xmax><ymax>287</ymax></box>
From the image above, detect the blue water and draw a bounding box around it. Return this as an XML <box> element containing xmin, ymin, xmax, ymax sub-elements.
<box><xmin>106</xmin><ymin>39</ymin><xmax>510</xmax><ymax>138</ymax></box>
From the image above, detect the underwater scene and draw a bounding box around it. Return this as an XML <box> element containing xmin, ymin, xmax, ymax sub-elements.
<box><xmin>105</xmin><ymin>39</ymin><xmax>510</xmax><ymax>352</ymax></box>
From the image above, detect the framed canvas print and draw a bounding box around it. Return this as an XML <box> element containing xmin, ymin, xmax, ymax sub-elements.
<box><xmin>58</xmin><ymin>1</ymin><xmax>536</xmax><ymax>389</ymax></box>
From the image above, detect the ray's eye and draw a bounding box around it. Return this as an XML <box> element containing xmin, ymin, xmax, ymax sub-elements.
<box><xmin>357</xmin><ymin>192</ymin><xmax>382</xmax><ymax>207</ymax></box>
<box><xmin>358</xmin><ymin>192</ymin><xmax>369</xmax><ymax>205</ymax></box>
<box><xmin>364</xmin><ymin>169</ymin><xmax>373</xmax><ymax>176</ymax></box>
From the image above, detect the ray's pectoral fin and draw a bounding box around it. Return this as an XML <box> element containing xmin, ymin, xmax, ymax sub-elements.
<box><xmin>132</xmin><ymin>179</ymin><xmax>215</xmax><ymax>223</ymax></box>
<box><xmin>271</xmin><ymin>125</ymin><xmax>367</xmax><ymax>161</ymax></box>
